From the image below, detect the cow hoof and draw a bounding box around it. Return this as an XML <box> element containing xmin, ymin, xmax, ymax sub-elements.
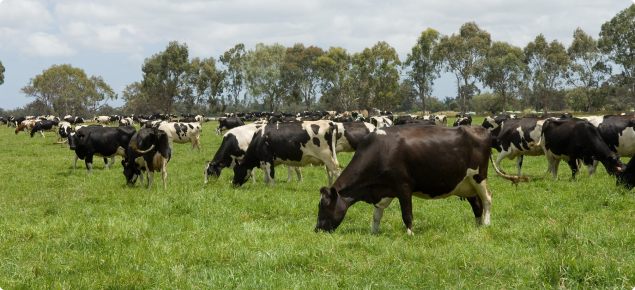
<box><xmin>407</xmin><ymin>229</ymin><xmax>414</xmax><ymax>236</ymax></box>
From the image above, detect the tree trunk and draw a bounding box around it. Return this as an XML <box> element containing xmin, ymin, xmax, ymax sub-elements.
<box><xmin>542</xmin><ymin>92</ymin><xmax>548</xmax><ymax>114</ymax></box>
<box><xmin>420</xmin><ymin>91</ymin><xmax>426</xmax><ymax>116</ymax></box>
<box><xmin>306</xmin><ymin>91</ymin><xmax>312</xmax><ymax>111</ymax></box>
<box><xmin>587</xmin><ymin>89</ymin><xmax>592</xmax><ymax>114</ymax></box>
<box><xmin>501</xmin><ymin>91</ymin><xmax>506</xmax><ymax>113</ymax></box>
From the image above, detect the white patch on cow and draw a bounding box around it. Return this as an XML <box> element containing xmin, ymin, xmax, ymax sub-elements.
<box><xmin>372</xmin><ymin>197</ymin><xmax>394</xmax><ymax>233</ymax></box>
<box><xmin>516</xmin><ymin>126</ymin><xmax>525</xmax><ymax>140</ymax></box>
<box><xmin>616</xmin><ymin>126</ymin><xmax>635</xmax><ymax>157</ymax></box>
<box><xmin>87</xmin><ymin>163</ymin><xmax>93</xmax><ymax>174</ymax></box>
<box><xmin>157</xmin><ymin>122</ymin><xmax>202</xmax><ymax>153</ymax></box>
<box><xmin>412</xmin><ymin>168</ymin><xmax>480</xmax><ymax>200</ymax></box>
<box><xmin>407</xmin><ymin>228</ymin><xmax>414</xmax><ymax>236</ymax></box>
<box><xmin>579</xmin><ymin>116</ymin><xmax>604</xmax><ymax>127</ymax></box>
<box><xmin>485</xmin><ymin>117</ymin><xmax>498</xmax><ymax>131</ymax></box>
<box><xmin>375</xmin><ymin>129</ymin><xmax>386</xmax><ymax>135</ymax></box>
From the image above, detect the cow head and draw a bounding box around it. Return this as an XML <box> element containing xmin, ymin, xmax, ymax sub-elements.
<box><xmin>204</xmin><ymin>161</ymin><xmax>224</xmax><ymax>183</ymax></box>
<box><xmin>69</xmin><ymin>130</ymin><xmax>90</xmax><ymax>150</ymax></box>
<box><xmin>315</xmin><ymin>187</ymin><xmax>348</xmax><ymax>233</ymax></box>
<box><xmin>601</xmin><ymin>154</ymin><xmax>624</xmax><ymax>177</ymax></box>
<box><xmin>121</xmin><ymin>158</ymin><xmax>141</xmax><ymax>185</ymax></box>
<box><xmin>230</xmin><ymin>159</ymin><xmax>252</xmax><ymax>186</ymax></box>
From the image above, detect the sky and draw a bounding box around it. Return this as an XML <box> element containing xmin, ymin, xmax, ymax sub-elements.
<box><xmin>0</xmin><ymin>0</ymin><xmax>633</xmax><ymax>111</ymax></box>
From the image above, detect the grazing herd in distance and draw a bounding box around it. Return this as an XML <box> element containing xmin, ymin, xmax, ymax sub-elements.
<box><xmin>5</xmin><ymin>110</ymin><xmax>635</xmax><ymax>235</ymax></box>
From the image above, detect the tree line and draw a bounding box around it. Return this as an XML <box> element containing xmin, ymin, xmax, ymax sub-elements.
<box><xmin>3</xmin><ymin>4</ymin><xmax>635</xmax><ymax>118</ymax></box>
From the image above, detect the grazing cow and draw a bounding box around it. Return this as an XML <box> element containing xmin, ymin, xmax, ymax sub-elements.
<box><xmin>216</xmin><ymin>117</ymin><xmax>245</xmax><ymax>135</ymax></box>
<box><xmin>179</xmin><ymin>117</ymin><xmax>197</xmax><ymax>123</ymax></box>
<box><xmin>495</xmin><ymin>117</ymin><xmax>546</xmax><ymax>176</ymax></box>
<box><xmin>333</xmin><ymin>122</ymin><xmax>376</xmax><ymax>153</ymax></box>
<box><xmin>30</xmin><ymin>120</ymin><xmax>59</xmax><ymax>138</ymax></box>
<box><xmin>121</xmin><ymin>127</ymin><xmax>172</xmax><ymax>189</ymax></box>
<box><xmin>315</xmin><ymin>125</ymin><xmax>524</xmax><ymax>234</ymax></box>
<box><xmin>195</xmin><ymin>115</ymin><xmax>205</xmax><ymax>122</ymax></box>
<box><xmin>453</xmin><ymin>115</ymin><xmax>472</xmax><ymax>127</ymax></box>
<box><xmin>541</xmin><ymin>118</ymin><xmax>624</xmax><ymax>179</ymax></box>
<box><xmin>434</xmin><ymin>115</ymin><xmax>447</xmax><ymax>126</ymax></box>
<box><xmin>232</xmin><ymin>121</ymin><xmax>340</xmax><ymax>187</ymax></box>
<box><xmin>15</xmin><ymin>120</ymin><xmax>37</xmax><ymax>135</ymax></box>
<box><xmin>64</xmin><ymin>116</ymin><xmax>85</xmax><ymax>124</ymax></box>
<box><xmin>57</xmin><ymin>121</ymin><xmax>72</xmax><ymax>140</ymax></box>
<box><xmin>393</xmin><ymin>116</ymin><xmax>414</xmax><ymax>125</ymax></box>
<box><xmin>154</xmin><ymin>122</ymin><xmax>202</xmax><ymax>154</ymax></box>
<box><xmin>370</xmin><ymin>116</ymin><xmax>393</xmax><ymax>128</ymax></box>
<box><xmin>119</xmin><ymin>117</ymin><xmax>134</xmax><ymax>126</ymax></box>
<box><xmin>542</xmin><ymin>113</ymin><xmax>572</xmax><ymax>119</ymax></box>
<box><xmin>481</xmin><ymin>115</ymin><xmax>516</xmax><ymax>149</ymax></box>
<box><xmin>577</xmin><ymin>115</ymin><xmax>635</xmax><ymax>176</ymax></box>
<box><xmin>68</xmin><ymin>126</ymin><xmax>137</xmax><ymax>174</ymax></box>
<box><xmin>205</xmin><ymin>124</ymin><xmax>302</xmax><ymax>183</ymax></box>
<box><xmin>94</xmin><ymin>116</ymin><xmax>112</xmax><ymax>125</ymax></box>
<box><xmin>8</xmin><ymin>116</ymin><xmax>24</xmax><ymax>128</ymax></box>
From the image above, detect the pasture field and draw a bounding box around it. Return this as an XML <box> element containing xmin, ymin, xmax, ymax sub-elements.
<box><xmin>1</xmin><ymin>117</ymin><xmax>635</xmax><ymax>289</ymax></box>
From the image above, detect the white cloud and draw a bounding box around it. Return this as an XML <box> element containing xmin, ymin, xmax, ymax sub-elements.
<box><xmin>26</xmin><ymin>32</ymin><xmax>76</xmax><ymax>56</ymax></box>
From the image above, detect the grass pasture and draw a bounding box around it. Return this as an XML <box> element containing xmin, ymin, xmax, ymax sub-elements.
<box><xmin>1</xmin><ymin>117</ymin><xmax>635</xmax><ymax>289</ymax></box>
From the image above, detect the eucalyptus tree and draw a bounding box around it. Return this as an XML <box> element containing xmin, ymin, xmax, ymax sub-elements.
<box><xmin>219</xmin><ymin>44</ymin><xmax>245</xmax><ymax>112</ymax></box>
<box><xmin>351</xmin><ymin>48</ymin><xmax>374</xmax><ymax>113</ymax></box>
<box><xmin>243</xmin><ymin>43</ymin><xmax>287</xmax><ymax>112</ymax></box>
<box><xmin>281</xmin><ymin>44</ymin><xmax>324</xmax><ymax>111</ymax></box>
<box><xmin>372</xmin><ymin>41</ymin><xmax>402</xmax><ymax>111</ymax></box>
<box><xmin>524</xmin><ymin>34</ymin><xmax>569</xmax><ymax>114</ymax></box>
<box><xmin>404</xmin><ymin>28</ymin><xmax>441</xmax><ymax>114</ymax></box>
<box><xmin>567</xmin><ymin>28</ymin><xmax>610</xmax><ymax>113</ymax></box>
<box><xmin>477</xmin><ymin>41</ymin><xmax>525</xmax><ymax>112</ymax></box>
<box><xmin>315</xmin><ymin>47</ymin><xmax>357</xmax><ymax>111</ymax></box>
<box><xmin>0</xmin><ymin>60</ymin><xmax>4</xmax><ymax>86</ymax></box>
<box><xmin>21</xmin><ymin>64</ymin><xmax>116</xmax><ymax>116</ymax></box>
<box><xmin>190</xmin><ymin>57</ymin><xmax>226</xmax><ymax>113</ymax></box>
<box><xmin>599</xmin><ymin>4</ymin><xmax>635</xmax><ymax>108</ymax></box>
<box><xmin>436</xmin><ymin>22</ymin><xmax>491</xmax><ymax>114</ymax></box>
<box><xmin>141</xmin><ymin>41</ymin><xmax>191</xmax><ymax>115</ymax></box>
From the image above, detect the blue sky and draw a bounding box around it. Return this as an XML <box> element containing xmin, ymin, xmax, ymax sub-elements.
<box><xmin>0</xmin><ymin>0</ymin><xmax>632</xmax><ymax>110</ymax></box>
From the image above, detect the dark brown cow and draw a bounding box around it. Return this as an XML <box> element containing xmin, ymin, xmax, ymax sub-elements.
<box><xmin>315</xmin><ymin>125</ymin><xmax>524</xmax><ymax>235</ymax></box>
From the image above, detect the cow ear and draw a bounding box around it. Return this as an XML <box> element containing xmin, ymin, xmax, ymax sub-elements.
<box><xmin>218</xmin><ymin>162</ymin><xmax>224</xmax><ymax>167</ymax></box>
<box><xmin>320</xmin><ymin>187</ymin><xmax>338</xmax><ymax>205</ymax></box>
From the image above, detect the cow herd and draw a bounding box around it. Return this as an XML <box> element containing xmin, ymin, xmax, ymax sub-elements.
<box><xmin>5</xmin><ymin>110</ymin><xmax>635</xmax><ymax>235</ymax></box>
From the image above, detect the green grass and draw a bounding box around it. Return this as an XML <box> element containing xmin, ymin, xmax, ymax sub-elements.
<box><xmin>1</xmin><ymin>118</ymin><xmax>635</xmax><ymax>289</ymax></box>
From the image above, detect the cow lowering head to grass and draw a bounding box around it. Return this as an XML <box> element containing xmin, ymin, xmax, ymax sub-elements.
<box><xmin>122</xmin><ymin>127</ymin><xmax>172</xmax><ymax>189</ymax></box>
<box><xmin>315</xmin><ymin>125</ymin><xmax>526</xmax><ymax>235</ymax></box>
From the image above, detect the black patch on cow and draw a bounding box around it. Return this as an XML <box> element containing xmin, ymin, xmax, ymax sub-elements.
<box><xmin>188</xmin><ymin>124</ymin><xmax>194</xmax><ymax>129</ymax></box>
<box><xmin>313</xmin><ymin>137</ymin><xmax>320</xmax><ymax>146</ymax></box>
<box><xmin>472</xmin><ymin>174</ymin><xmax>483</xmax><ymax>184</ymax></box>
<box><xmin>311</xmin><ymin>124</ymin><xmax>320</xmax><ymax>135</ymax></box>
<box><xmin>174</xmin><ymin>123</ymin><xmax>188</xmax><ymax>140</ymax></box>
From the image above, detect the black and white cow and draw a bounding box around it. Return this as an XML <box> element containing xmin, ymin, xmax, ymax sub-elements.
<box><xmin>315</xmin><ymin>125</ymin><xmax>524</xmax><ymax>234</ymax></box>
<box><xmin>370</xmin><ymin>116</ymin><xmax>393</xmax><ymax>128</ymax></box>
<box><xmin>216</xmin><ymin>117</ymin><xmax>245</xmax><ymax>135</ymax></box>
<box><xmin>541</xmin><ymin>118</ymin><xmax>624</xmax><ymax>179</ymax></box>
<box><xmin>404</xmin><ymin>119</ymin><xmax>437</xmax><ymax>125</ymax></box>
<box><xmin>453</xmin><ymin>114</ymin><xmax>473</xmax><ymax>127</ymax></box>
<box><xmin>56</xmin><ymin>121</ymin><xmax>72</xmax><ymax>145</ymax></box>
<box><xmin>149</xmin><ymin>122</ymin><xmax>203</xmax><ymax>154</ymax></box>
<box><xmin>121</xmin><ymin>127</ymin><xmax>172</xmax><ymax>189</ymax></box>
<box><xmin>30</xmin><ymin>120</ymin><xmax>59</xmax><ymax>138</ymax></box>
<box><xmin>8</xmin><ymin>116</ymin><xmax>24</xmax><ymax>127</ymax></box>
<box><xmin>94</xmin><ymin>116</ymin><xmax>112</xmax><ymax>125</ymax></box>
<box><xmin>64</xmin><ymin>116</ymin><xmax>85</xmax><ymax>124</ymax></box>
<box><xmin>204</xmin><ymin>123</ymin><xmax>302</xmax><ymax>183</ymax></box>
<box><xmin>434</xmin><ymin>115</ymin><xmax>447</xmax><ymax>126</ymax></box>
<box><xmin>15</xmin><ymin>120</ymin><xmax>37</xmax><ymax>135</ymax></box>
<box><xmin>232</xmin><ymin>121</ymin><xmax>340</xmax><ymax>187</ymax></box>
<box><xmin>119</xmin><ymin>117</ymin><xmax>134</xmax><ymax>126</ymax></box>
<box><xmin>68</xmin><ymin>126</ymin><xmax>136</xmax><ymax>174</ymax></box>
<box><xmin>577</xmin><ymin>115</ymin><xmax>635</xmax><ymax>176</ymax></box>
<box><xmin>542</xmin><ymin>113</ymin><xmax>572</xmax><ymax>119</ymax></box>
<box><xmin>393</xmin><ymin>116</ymin><xmax>414</xmax><ymax>126</ymax></box>
<box><xmin>333</xmin><ymin>122</ymin><xmax>376</xmax><ymax>153</ymax></box>
<box><xmin>495</xmin><ymin>117</ymin><xmax>546</xmax><ymax>176</ymax></box>
<box><xmin>481</xmin><ymin>115</ymin><xmax>516</xmax><ymax>150</ymax></box>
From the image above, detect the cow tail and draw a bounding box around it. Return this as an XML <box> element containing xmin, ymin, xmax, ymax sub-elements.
<box><xmin>489</xmin><ymin>151</ymin><xmax>529</xmax><ymax>185</ymax></box>
<box><xmin>330</xmin><ymin>122</ymin><xmax>339</xmax><ymax>167</ymax></box>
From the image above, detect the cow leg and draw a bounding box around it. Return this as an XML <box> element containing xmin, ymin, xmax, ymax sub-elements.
<box><xmin>372</xmin><ymin>197</ymin><xmax>394</xmax><ymax>233</ymax></box>
<box><xmin>162</xmin><ymin>159</ymin><xmax>168</xmax><ymax>189</ymax></box>
<box><xmin>147</xmin><ymin>171</ymin><xmax>154</xmax><ymax>189</ymax></box>
<box><xmin>139</xmin><ymin>171</ymin><xmax>145</xmax><ymax>187</ymax></box>
<box><xmin>196</xmin><ymin>137</ymin><xmax>201</xmax><ymax>153</ymax></box>
<box><xmin>39</xmin><ymin>130</ymin><xmax>45</xmax><ymax>138</ymax></box>
<box><xmin>74</xmin><ymin>154</ymin><xmax>78</xmax><ymax>169</ymax></box>
<box><xmin>250</xmin><ymin>170</ymin><xmax>256</xmax><ymax>183</ymax></box>
<box><xmin>552</xmin><ymin>159</ymin><xmax>561</xmax><ymax>179</ymax></box>
<box><xmin>105</xmin><ymin>157</ymin><xmax>115</xmax><ymax>169</ymax></box>
<box><xmin>325</xmin><ymin>164</ymin><xmax>341</xmax><ymax>187</ymax></box>
<box><xmin>267</xmin><ymin>164</ymin><xmax>275</xmax><ymax>187</ymax></box>
<box><xmin>495</xmin><ymin>150</ymin><xmax>511</xmax><ymax>174</ymax></box>
<box><xmin>516</xmin><ymin>155</ymin><xmax>523</xmax><ymax>176</ymax></box>
<box><xmin>397</xmin><ymin>196</ymin><xmax>414</xmax><ymax>235</ymax></box>
<box><xmin>589</xmin><ymin>160</ymin><xmax>599</xmax><ymax>177</ymax></box>
<box><xmin>466</xmin><ymin>196</ymin><xmax>484</xmax><ymax>226</ymax></box>
<box><xmin>286</xmin><ymin>166</ymin><xmax>294</xmax><ymax>182</ymax></box>
<box><xmin>469</xmin><ymin>178</ymin><xmax>492</xmax><ymax>226</ymax></box>
<box><xmin>568</xmin><ymin>159</ymin><xmax>579</xmax><ymax>180</ymax></box>
<box><xmin>260</xmin><ymin>162</ymin><xmax>270</xmax><ymax>186</ymax></box>
<box><xmin>295</xmin><ymin>167</ymin><xmax>303</xmax><ymax>182</ymax></box>
<box><xmin>85</xmin><ymin>155</ymin><xmax>94</xmax><ymax>174</ymax></box>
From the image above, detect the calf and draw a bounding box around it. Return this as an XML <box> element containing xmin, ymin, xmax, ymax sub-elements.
<box><xmin>315</xmin><ymin>125</ymin><xmax>523</xmax><ymax>234</ymax></box>
<box><xmin>216</xmin><ymin>117</ymin><xmax>245</xmax><ymax>135</ymax></box>
<box><xmin>541</xmin><ymin>118</ymin><xmax>624</xmax><ymax>179</ymax></box>
<box><xmin>15</xmin><ymin>120</ymin><xmax>37</xmax><ymax>135</ymax></box>
<box><xmin>495</xmin><ymin>117</ymin><xmax>546</xmax><ymax>176</ymax></box>
<box><xmin>370</xmin><ymin>116</ymin><xmax>393</xmax><ymax>128</ymax></box>
<box><xmin>232</xmin><ymin>121</ymin><xmax>340</xmax><ymax>187</ymax></box>
<box><xmin>122</xmin><ymin>127</ymin><xmax>172</xmax><ymax>189</ymax></box>
<box><xmin>30</xmin><ymin>120</ymin><xmax>59</xmax><ymax>138</ymax></box>
<box><xmin>68</xmin><ymin>126</ymin><xmax>136</xmax><ymax>174</ymax></box>
<box><xmin>205</xmin><ymin>124</ymin><xmax>301</xmax><ymax>183</ymax></box>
